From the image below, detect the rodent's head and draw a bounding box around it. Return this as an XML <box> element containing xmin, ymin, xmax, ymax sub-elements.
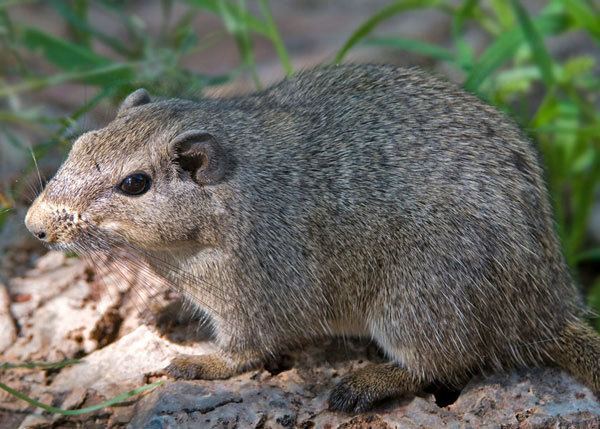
<box><xmin>25</xmin><ymin>89</ymin><xmax>234</xmax><ymax>254</ymax></box>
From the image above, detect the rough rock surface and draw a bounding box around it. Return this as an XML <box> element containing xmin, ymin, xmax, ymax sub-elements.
<box><xmin>0</xmin><ymin>282</ymin><xmax>16</xmax><ymax>353</ymax></box>
<box><xmin>130</xmin><ymin>367</ymin><xmax>600</xmax><ymax>429</ymax></box>
<box><xmin>127</xmin><ymin>363</ymin><xmax>600</xmax><ymax>428</ymax></box>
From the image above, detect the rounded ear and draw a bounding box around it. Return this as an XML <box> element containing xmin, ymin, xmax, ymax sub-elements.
<box><xmin>118</xmin><ymin>88</ymin><xmax>151</xmax><ymax>114</ymax></box>
<box><xmin>170</xmin><ymin>130</ymin><xmax>227</xmax><ymax>185</ymax></box>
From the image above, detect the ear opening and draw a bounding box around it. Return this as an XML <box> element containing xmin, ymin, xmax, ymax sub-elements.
<box><xmin>118</xmin><ymin>88</ymin><xmax>151</xmax><ymax>114</ymax></box>
<box><xmin>170</xmin><ymin>130</ymin><xmax>227</xmax><ymax>185</ymax></box>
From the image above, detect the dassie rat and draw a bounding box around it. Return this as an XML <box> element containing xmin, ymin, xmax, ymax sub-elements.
<box><xmin>26</xmin><ymin>64</ymin><xmax>600</xmax><ymax>412</ymax></box>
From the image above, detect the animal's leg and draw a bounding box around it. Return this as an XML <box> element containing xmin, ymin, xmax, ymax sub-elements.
<box><xmin>164</xmin><ymin>349</ymin><xmax>263</xmax><ymax>380</ymax></box>
<box><xmin>329</xmin><ymin>362</ymin><xmax>425</xmax><ymax>412</ymax></box>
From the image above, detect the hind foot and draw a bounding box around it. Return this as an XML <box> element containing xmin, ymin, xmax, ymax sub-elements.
<box><xmin>329</xmin><ymin>363</ymin><xmax>423</xmax><ymax>413</ymax></box>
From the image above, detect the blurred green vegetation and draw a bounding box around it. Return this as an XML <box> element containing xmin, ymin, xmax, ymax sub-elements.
<box><xmin>1</xmin><ymin>1</ymin><xmax>599</xmax><ymax>306</ymax></box>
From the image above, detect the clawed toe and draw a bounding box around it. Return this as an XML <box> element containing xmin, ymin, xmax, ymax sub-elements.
<box><xmin>328</xmin><ymin>363</ymin><xmax>422</xmax><ymax>413</ymax></box>
<box><xmin>328</xmin><ymin>377</ymin><xmax>379</xmax><ymax>413</ymax></box>
<box><xmin>162</xmin><ymin>353</ymin><xmax>240</xmax><ymax>380</ymax></box>
<box><xmin>163</xmin><ymin>355</ymin><xmax>203</xmax><ymax>380</ymax></box>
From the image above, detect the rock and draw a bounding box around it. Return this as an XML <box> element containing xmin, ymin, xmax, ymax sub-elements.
<box><xmin>0</xmin><ymin>250</ymin><xmax>179</xmax><ymax>424</ymax></box>
<box><xmin>130</xmin><ymin>382</ymin><xmax>245</xmax><ymax>429</ymax></box>
<box><xmin>449</xmin><ymin>368</ymin><xmax>600</xmax><ymax>428</ymax></box>
<box><xmin>3</xmin><ymin>250</ymin><xmax>168</xmax><ymax>363</ymax></box>
<box><xmin>7</xmin><ymin>251</ymin><xmax>88</xmax><ymax>322</ymax></box>
<box><xmin>129</xmin><ymin>364</ymin><xmax>600</xmax><ymax>428</ymax></box>
<box><xmin>0</xmin><ymin>281</ymin><xmax>16</xmax><ymax>353</ymax></box>
<box><xmin>48</xmin><ymin>325</ymin><xmax>209</xmax><ymax>397</ymax></box>
<box><xmin>16</xmin><ymin>414</ymin><xmax>54</xmax><ymax>429</ymax></box>
<box><xmin>4</xmin><ymin>251</ymin><xmax>119</xmax><ymax>362</ymax></box>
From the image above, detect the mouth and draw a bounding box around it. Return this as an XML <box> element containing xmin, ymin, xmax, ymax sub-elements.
<box><xmin>37</xmin><ymin>226</ymin><xmax>100</xmax><ymax>254</ymax></box>
<box><xmin>42</xmin><ymin>239</ymin><xmax>81</xmax><ymax>254</ymax></box>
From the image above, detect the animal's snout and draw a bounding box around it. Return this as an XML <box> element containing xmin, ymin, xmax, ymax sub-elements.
<box><xmin>25</xmin><ymin>196</ymin><xmax>84</xmax><ymax>246</ymax></box>
<box><xmin>25</xmin><ymin>200</ymin><xmax>52</xmax><ymax>242</ymax></box>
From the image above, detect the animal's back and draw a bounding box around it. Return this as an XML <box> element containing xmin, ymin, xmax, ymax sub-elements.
<box><xmin>224</xmin><ymin>65</ymin><xmax>582</xmax><ymax>380</ymax></box>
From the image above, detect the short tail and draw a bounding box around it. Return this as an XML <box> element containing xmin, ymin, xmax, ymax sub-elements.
<box><xmin>550</xmin><ymin>319</ymin><xmax>600</xmax><ymax>394</ymax></box>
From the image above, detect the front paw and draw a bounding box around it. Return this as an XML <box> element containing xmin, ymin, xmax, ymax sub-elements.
<box><xmin>164</xmin><ymin>354</ymin><xmax>236</xmax><ymax>380</ymax></box>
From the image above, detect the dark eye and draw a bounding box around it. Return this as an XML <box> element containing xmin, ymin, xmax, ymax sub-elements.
<box><xmin>118</xmin><ymin>172</ymin><xmax>151</xmax><ymax>195</ymax></box>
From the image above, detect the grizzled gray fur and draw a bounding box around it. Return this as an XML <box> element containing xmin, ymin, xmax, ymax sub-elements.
<box><xmin>26</xmin><ymin>65</ymin><xmax>599</xmax><ymax>412</ymax></box>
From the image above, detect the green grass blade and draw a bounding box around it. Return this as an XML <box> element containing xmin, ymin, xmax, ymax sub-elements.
<box><xmin>48</xmin><ymin>0</ymin><xmax>131</xmax><ymax>56</ymax></box>
<box><xmin>452</xmin><ymin>0</ymin><xmax>479</xmax><ymax>35</ymax></box>
<box><xmin>334</xmin><ymin>0</ymin><xmax>440</xmax><ymax>64</ymax></box>
<box><xmin>463</xmin><ymin>29</ymin><xmax>522</xmax><ymax>92</ymax></box>
<box><xmin>185</xmin><ymin>0</ymin><xmax>268</xmax><ymax>36</ymax></box>
<box><xmin>451</xmin><ymin>0</ymin><xmax>478</xmax><ymax>70</ymax></box>
<box><xmin>493</xmin><ymin>65</ymin><xmax>541</xmax><ymax>91</ymax></box>
<box><xmin>0</xmin><ymin>109</ymin><xmax>50</xmax><ymax>128</ymax></box>
<box><xmin>366</xmin><ymin>37</ymin><xmax>455</xmax><ymax>63</ymax></box>
<box><xmin>464</xmin><ymin>13</ymin><xmax>567</xmax><ymax>92</ymax></box>
<box><xmin>0</xmin><ymin>381</ymin><xmax>162</xmax><ymax>416</ymax></box>
<box><xmin>489</xmin><ymin>0</ymin><xmax>515</xmax><ymax>29</ymax></box>
<box><xmin>21</xmin><ymin>27</ymin><xmax>111</xmax><ymax>71</ymax></box>
<box><xmin>69</xmin><ymin>0</ymin><xmax>90</xmax><ymax>48</ymax></box>
<box><xmin>563</xmin><ymin>0</ymin><xmax>600</xmax><ymax>40</ymax></box>
<box><xmin>0</xmin><ymin>63</ymin><xmax>134</xmax><ymax>97</ymax></box>
<box><xmin>18</xmin><ymin>27</ymin><xmax>132</xmax><ymax>85</ymax></box>
<box><xmin>259</xmin><ymin>0</ymin><xmax>292</xmax><ymax>76</ymax></box>
<box><xmin>510</xmin><ymin>0</ymin><xmax>555</xmax><ymax>87</ymax></box>
<box><xmin>216</xmin><ymin>0</ymin><xmax>261</xmax><ymax>88</ymax></box>
<box><xmin>235</xmin><ymin>0</ymin><xmax>260</xmax><ymax>87</ymax></box>
<box><xmin>0</xmin><ymin>359</ymin><xmax>81</xmax><ymax>371</ymax></box>
<box><xmin>0</xmin><ymin>209</ymin><xmax>11</xmax><ymax>231</ymax></box>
